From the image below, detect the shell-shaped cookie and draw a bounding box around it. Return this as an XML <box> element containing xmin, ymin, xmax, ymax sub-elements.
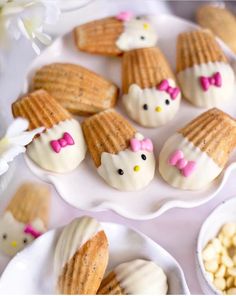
<box><xmin>98</xmin><ymin>259</ymin><xmax>168</xmax><ymax>294</ymax></box>
<box><xmin>176</xmin><ymin>30</ymin><xmax>234</xmax><ymax>108</ymax></box>
<box><xmin>12</xmin><ymin>90</ymin><xmax>87</xmax><ymax>173</ymax></box>
<box><xmin>54</xmin><ymin>216</ymin><xmax>109</xmax><ymax>294</ymax></box>
<box><xmin>0</xmin><ymin>182</ymin><xmax>50</xmax><ymax>256</ymax></box>
<box><xmin>82</xmin><ymin>110</ymin><xmax>156</xmax><ymax>191</ymax></box>
<box><xmin>33</xmin><ymin>63</ymin><xmax>119</xmax><ymax>116</ymax></box>
<box><xmin>159</xmin><ymin>108</ymin><xmax>236</xmax><ymax>190</ymax></box>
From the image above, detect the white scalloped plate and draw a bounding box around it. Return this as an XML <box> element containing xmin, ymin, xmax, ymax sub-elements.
<box><xmin>0</xmin><ymin>221</ymin><xmax>189</xmax><ymax>294</ymax></box>
<box><xmin>22</xmin><ymin>14</ymin><xmax>236</xmax><ymax>220</ymax></box>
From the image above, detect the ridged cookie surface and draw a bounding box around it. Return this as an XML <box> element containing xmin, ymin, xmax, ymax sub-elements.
<box><xmin>74</xmin><ymin>17</ymin><xmax>124</xmax><ymax>56</ymax></box>
<box><xmin>196</xmin><ymin>5</ymin><xmax>236</xmax><ymax>53</ymax></box>
<box><xmin>176</xmin><ymin>30</ymin><xmax>227</xmax><ymax>72</ymax></box>
<box><xmin>82</xmin><ymin>109</ymin><xmax>136</xmax><ymax>167</ymax></box>
<box><xmin>122</xmin><ymin>47</ymin><xmax>175</xmax><ymax>93</ymax></box>
<box><xmin>12</xmin><ymin>89</ymin><xmax>71</xmax><ymax>130</ymax></box>
<box><xmin>33</xmin><ymin>63</ymin><xmax>119</xmax><ymax>116</ymax></box>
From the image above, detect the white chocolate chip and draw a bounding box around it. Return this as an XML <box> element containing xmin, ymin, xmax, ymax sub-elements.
<box><xmin>227</xmin><ymin>267</ymin><xmax>236</xmax><ymax>277</ymax></box>
<box><xmin>215</xmin><ymin>265</ymin><xmax>226</xmax><ymax>278</ymax></box>
<box><xmin>212</xmin><ymin>238</ymin><xmax>223</xmax><ymax>253</ymax></box>
<box><xmin>205</xmin><ymin>260</ymin><xmax>219</xmax><ymax>273</ymax></box>
<box><xmin>214</xmin><ymin>278</ymin><xmax>226</xmax><ymax>291</ymax></box>
<box><xmin>226</xmin><ymin>276</ymin><xmax>234</xmax><ymax>288</ymax></box>
<box><xmin>221</xmin><ymin>255</ymin><xmax>234</xmax><ymax>268</ymax></box>
<box><xmin>227</xmin><ymin>288</ymin><xmax>236</xmax><ymax>295</ymax></box>
<box><xmin>222</xmin><ymin>223</ymin><xmax>236</xmax><ymax>238</ymax></box>
<box><xmin>207</xmin><ymin>272</ymin><xmax>214</xmax><ymax>282</ymax></box>
<box><xmin>222</xmin><ymin>236</ymin><xmax>232</xmax><ymax>248</ymax></box>
<box><xmin>203</xmin><ymin>244</ymin><xmax>217</xmax><ymax>261</ymax></box>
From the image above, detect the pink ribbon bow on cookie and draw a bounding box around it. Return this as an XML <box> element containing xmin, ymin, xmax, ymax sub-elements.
<box><xmin>199</xmin><ymin>72</ymin><xmax>222</xmax><ymax>91</ymax></box>
<box><xmin>130</xmin><ymin>137</ymin><xmax>153</xmax><ymax>152</ymax></box>
<box><xmin>24</xmin><ymin>225</ymin><xmax>42</xmax><ymax>239</ymax></box>
<box><xmin>50</xmin><ymin>132</ymin><xmax>74</xmax><ymax>153</ymax></box>
<box><xmin>168</xmin><ymin>149</ymin><xmax>196</xmax><ymax>177</ymax></box>
<box><xmin>157</xmin><ymin>80</ymin><xmax>180</xmax><ymax>100</ymax></box>
<box><xmin>116</xmin><ymin>11</ymin><xmax>134</xmax><ymax>21</ymax></box>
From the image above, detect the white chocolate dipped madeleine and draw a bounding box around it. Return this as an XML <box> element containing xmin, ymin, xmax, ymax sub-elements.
<box><xmin>98</xmin><ymin>259</ymin><xmax>168</xmax><ymax>295</ymax></box>
<box><xmin>159</xmin><ymin>108</ymin><xmax>236</xmax><ymax>190</ymax></box>
<box><xmin>0</xmin><ymin>182</ymin><xmax>50</xmax><ymax>256</ymax></box>
<box><xmin>176</xmin><ymin>30</ymin><xmax>234</xmax><ymax>108</ymax></box>
<box><xmin>74</xmin><ymin>12</ymin><xmax>158</xmax><ymax>56</ymax></box>
<box><xmin>82</xmin><ymin>109</ymin><xmax>156</xmax><ymax>191</ymax></box>
<box><xmin>122</xmin><ymin>47</ymin><xmax>181</xmax><ymax>127</ymax></box>
<box><xmin>54</xmin><ymin>216</ymin><xmax>109</xmax><ymax>294</ymax></box>
<box><xmin>12</xmin><ymin>90</ymin><xmax>87</xmax><ymax>173</ymax></box>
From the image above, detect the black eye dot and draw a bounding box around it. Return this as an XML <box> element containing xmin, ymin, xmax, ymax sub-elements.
<box><xmin>117</xmin><ymin>169</ymin><xmax>124</xmax><ymax>175</ymax></box>
<box><xmin>143</xmin><ymin>104</ymin><xmax>148</xmax><ymax>110</ymax></box>
<box><xmin>165</xmin><ymin>99</ymin><xmax>170</xmax><ymax>105</ymax></box>
<box><xmin>140</xmin><ymin>36</ymin><xmax>145</xmax><ymax>40</ymax></box>
<box><xmin>2</xmin><ymin>234</ymin><xmax>7</xmax><ymax>240</ymax></box>
<box><xmin>141</xmin><ymin>154</ymin><xmax>146</xmax><ymax>160</ymax></box>
<box><xmin>136</xmin><ymin>16</ymin><xmax>141</xmax><ymax>20</ymax></box>
<box><xmin>23</xmin><ymin>238</ymin><xmax>28</xmax><ymax>244</ymax></box>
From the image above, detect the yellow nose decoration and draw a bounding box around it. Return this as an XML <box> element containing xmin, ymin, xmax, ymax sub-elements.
<box><xmin>155</xmin><ymin>106</ymin><xmax>162</xmax><ymax>112</ymax></box>
<box><xmin>11</xmin><ymin>241</ymin><xmax>17</xmax><ymax>247</ymax></box>
<box><xmin>143</xmin><ymin>23</ymin><xmax>149</xmax><ymax>30</ymax></box>
<box><xmin>134</xmin><ymin>165</ymin><xmax>140</xmax><ymax>172</ymax></box>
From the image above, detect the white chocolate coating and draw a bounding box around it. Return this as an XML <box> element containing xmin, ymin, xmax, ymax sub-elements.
<box><xmin>159</xmin><ymin>133</ymin><xmax>222</xmax><ymax>190</ymax></box>
<box><xmin>122</xmin><ymin>81</ymin><xmax>181</xmax><ymax>127</ymax></box>
<box><xmin>54</xmin><ymin>216</ymin><xmax>102</xmax><ymax>279</ymax></box>
<box><xmin>177</xmin><ymin>62</ymin><xmax>235</xmax><ymax>108</ymax></box>
<box><xmin>114</xmin><ymin>259</ymin><xmax>168</xmax><ymax>294</ymax></box>
<box><xmin>27</xmin><ymin>119</ymin><xmax>86</xmax><ymax>173</ymax></box>
<box><xmin>116</xmin><ymin>18</ymin><xmax>158</xmax><ymax>51</ymax></box>
<box><xmin>0</xmin><ymin>212</ymin><xmax>45</xmax><ymax>256</ymax></box>
<box><xmin>97</xmin><ymin>133</ymin><xmax>155</xmax><ymax>191</ymax></box>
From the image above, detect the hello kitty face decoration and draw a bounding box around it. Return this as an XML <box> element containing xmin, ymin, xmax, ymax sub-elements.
<box><xmin>115</xmin><ymin>12</ymin><xmax>158</xmax><ymax>51</ymax></box>
<box><xmin>97</xmin><ymin>133</ymin><xmax>155</xmax><ymax>191</ymax></box>
<box><xmin>123</xmin><ymin>81</ymin><xmax>181</xmax><ymax>128</ymax></box>
<box><xmin>0</xmin><ymin>212</ymin><xmax>45</xmax><ymax>256</ymax></box>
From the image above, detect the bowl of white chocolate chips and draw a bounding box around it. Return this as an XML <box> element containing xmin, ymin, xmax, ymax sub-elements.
<box><xmin>197</xmin><ymin>197</ymin><xmax>236</xmax><ymax>295</ymax></box>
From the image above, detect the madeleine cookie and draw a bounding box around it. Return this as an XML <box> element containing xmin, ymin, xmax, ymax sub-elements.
<box><xmin>122</xmin><ymin>47</ymin><xmax>181</xmax><ymax>127</ymax></box>
<box><xmin>98</xmin><ymin>259</ymin><xmax>168</xmax><ymax>294</ymax></box>
<box><xmin>54</xmin><ymin>216</ymin><xmax>109</xmax><ymax>294</ymax></box>
<box><xmin>12</xmin><ymin>89</ymin><xmax>86</xmax><ymax>173</ymax></box>
<box><xmin>0</xmin><ymin>182</ymin><xmax>50</xmax><ymax>256</ymax></box>
<box><xmin>74</xmin><ymin>12</ymin><xmax>158</xmax><ymax>56</ymax></box>
<box><xmin>33</xmin><ymin>63</ymin><xmax>118</xmax><ymax>116</ymax></box>
<box><xmin>196</xmin><ymin>5</ymin><xmax>236</xmax><ymax>53</ymax></box>
<box><xmin>159</xmin><ymin>108</ymin><xmax>236</xmax><ymax>190</ymax></box>
<box><xmin>82</xmin><ymin>109</ymin><xmax>155</xmax><ymax>191</ymax></box>
<box><xmin>176</xmin><ymin>30</ymin><xmax>234</xmax><ymax>108</ymax></box>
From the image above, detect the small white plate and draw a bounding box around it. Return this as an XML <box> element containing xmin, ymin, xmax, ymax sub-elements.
<box><xmin>196</xmin><ymin>196</ymin><xmax>236</xmax><ymax>294</ymax></box>
<box><xmin>22</xmin><ymin>14</ymin><xmax>236</xmax><ymax>220</ymax></box>
<box><xmin>0</xmin><ymin>220</ymin><xmax>189</xmax><ymax>294</ymax></box>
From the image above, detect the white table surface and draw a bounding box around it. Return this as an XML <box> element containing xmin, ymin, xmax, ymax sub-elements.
<box><xmin>1</xmin><ymin>0</ymin><xmax>236</xmax><ymax>294</ymax></box>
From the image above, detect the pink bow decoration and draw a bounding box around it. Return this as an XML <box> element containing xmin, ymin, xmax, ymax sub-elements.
<box><xmin>157</xmin><ymin>80</ymin><xmax>180</xmax><ymax>100</ymax></box>
<box><xmin>168</xmin><ymin>149</ymin><xmax>196</xmax><ymax>177</ymax></box>
<box><xmin>50</xmin><ymin>132</ymin><xmax>74</xmax><ymax>153</ymax></box>
<box><xmin>130</xmin><ymin>137</ymin><xmax>153</xmax><ymax>152</ymax></box>
<box><xmin>116</xmin><ymin>11</ymin><xmax>134</xmax><ymax>21</ymax></box>
<box><xmin>24</xmin><ymin>225</ymin><xmax>42</xmax><ymax>239</ymax></box>
<box><xmin>199</xmin><ymin>72</ymin><xmax>222</xmax><ymax>91</ymax></box>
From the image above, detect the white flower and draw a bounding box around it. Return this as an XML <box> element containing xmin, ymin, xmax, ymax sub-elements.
<box><xmin>0</xmin><ymin>0</ymin><xmax>60</xmax><ymax>54</ymax></box>
<box><xmin>0</xmin><ymin>117</ymin><xmax>44</xmax><ymax>175</ymax></box>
